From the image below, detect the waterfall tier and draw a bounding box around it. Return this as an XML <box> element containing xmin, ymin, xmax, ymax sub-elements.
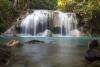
<box><xmin>4</xmin><ymin>10</ymin><xmax>80</xmax><ymax>37</ymax></box>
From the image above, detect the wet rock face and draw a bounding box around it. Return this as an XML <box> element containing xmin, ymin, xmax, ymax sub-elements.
<box><xmin>7</xmin><ymin>40</ymin><xmax>23</xmax><ymax>48</ymax></box>
<box><xmin>52</xmin><ymin>27</ymin><xmax>66</xmax><ymax>35</ymax></box>
<box><xmin>0</xmin><ymin>45</ymin><xmax>11</xmax><ymax>66</ymax></box>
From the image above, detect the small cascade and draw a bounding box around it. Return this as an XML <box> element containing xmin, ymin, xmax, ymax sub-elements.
<box><xmin>5</xmin><ymin>10</ymin><xmax>80</xmax><ymax>37</ymax></box>
<box><xmin>58</xmin><ymin>12</ymin><xmax>78</xmax><ymax>36</ymax></box>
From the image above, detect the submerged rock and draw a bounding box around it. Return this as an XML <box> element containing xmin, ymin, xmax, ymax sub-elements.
<box><xmin>7</xmin><ymin>40</ymin><xmax>23</xmax><ymax>48</ymax></box>
<box><xmin>0</xmin><ymin>45</ymin><xmax>11</xmax><ymax>66</ymax></box>
<box><xmin>25</xmin><ymin>40</ymin><xmax>45</xmax><ymax>44</ymax></box>
<box><xmin>86</xmin><ymin>61</ymin><xmax>100</xmax><ymax>67</ymax></box>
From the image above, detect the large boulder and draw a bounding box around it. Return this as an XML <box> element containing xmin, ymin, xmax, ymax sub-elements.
<box><xmin>7</xmin><ymin>40</ymin><xmax>23</xmax><ymax>48</ymax></box>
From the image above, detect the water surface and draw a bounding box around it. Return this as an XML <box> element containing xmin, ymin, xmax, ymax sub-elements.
<box><xmin>0</xmin><ymin>36</ymin><xmax>100</xmax><ymax>67</ymax></box>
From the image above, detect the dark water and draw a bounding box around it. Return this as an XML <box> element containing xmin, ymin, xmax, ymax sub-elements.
<box><xmin>0</xmin><ymin>36</ymin><xmax>100</xmax><ymax>67</ymax></box>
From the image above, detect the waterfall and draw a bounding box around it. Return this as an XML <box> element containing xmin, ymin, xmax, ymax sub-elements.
<box><xmin>52</xmin><ymin>11</ymin><xmax>78</xmax><ymax>36</ymax></box>
<box><xmin>4</xmin><ymin>10</ymin><xmax>80</xmax><ymax>37</ymax></box>
<box><xmin>57</xmin><ymin>12</ymin><xmax>78</xmax><ymax>36</ymax></box>
<box><xmin>20</xmin><ymin>10</ymin><xmax>50</xmax><ymax>36</ymax></box>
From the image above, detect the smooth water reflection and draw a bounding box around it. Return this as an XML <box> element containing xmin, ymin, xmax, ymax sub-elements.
<box><xmin>9</xmin><ymin>43</ymin><xmax>85</xmax><ymax>67</ymax></box>
<box><xmin>0</xmin><ymin>36</ymin><xmax>100</xmax><ymax>67</ymax></box>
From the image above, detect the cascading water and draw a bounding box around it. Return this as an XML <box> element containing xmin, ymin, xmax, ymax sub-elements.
<box><xmin>20</xmin><ymin>10</ymin><xmax>50</xmax><ymax>36</ymax></box>
<box><xmin>4</xmin><ymin>10</ymin><xmax>80</xmax><ymax>37</ymax></box>
<box><xmin>54</xmin><ymin>12</ymin><xmax>78</xmax><ymax>36</ymax></box>
<box><xmin>52</xmin><ymin>11</ymin><xmax>78</xmax><ymax>37</ymax></box>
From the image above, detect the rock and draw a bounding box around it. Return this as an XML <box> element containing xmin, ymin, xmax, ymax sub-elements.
<box><xmin>0</xmin><ymin>45</ymin><xmax>11</xmax><ymax>66</ymax></box>
<box><xmin>7</xmin><ymin>40</ymin><xmax>23</xmax><ymax>48</ymax></box>
<box><xmin>3</xmin><ymin>25</ymin><xmax>16</xmax><ymax>36</ymax></box>
<box><xmin>87</xmin><ymin>61</ymin><xmax>100</xmax><ymax>67</ymax></box>
<box><xmin>70</xmin><ymin>29</ymin><xmax>81</xmax><ymax>36</ymax></box>
<box><xmin>42</xmin><ymin>29</ymin><xmax>52</xmax><ymax>37</ymax></box>
<box><xmin>52</xmin><ymin>27</ymin><xmax>66</xmax><ymax>35</ymax></box>
<box><xmin>25</xmin><ymin>40</ymin><xmax>45</xmax><ymax>44</ymax></box>
<box><xmin>37</xmin><ymin>30</ymin><xmax>52</xmax><ymax>37</ymax></box>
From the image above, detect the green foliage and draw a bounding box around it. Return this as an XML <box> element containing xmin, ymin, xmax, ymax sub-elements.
<box><xmin>30</xmin><ymin>0</ymin><xmax>57</xmax><ymax>10</ymax></box>
<box><xmin>57</xmin><ymin>0</ymin><xmax>100</xmax><ymax>19</ymax></box>
<box><xmin>57</xmin><ymin>0</ymin><xmax>75</xmax><ymax>11</ymax></box>
<box><xmin>0</xmin><ymin>0</ymin><xmax>14</xmax><ymax>32</ymax></box>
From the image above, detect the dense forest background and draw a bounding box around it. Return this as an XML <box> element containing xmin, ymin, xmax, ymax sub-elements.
<box><xmin>0</xmin><ymin>0</ymin><xmax>100</xmax><ymax>35</ymax></box>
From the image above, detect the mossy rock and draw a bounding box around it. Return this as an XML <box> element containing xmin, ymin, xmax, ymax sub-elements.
<box><xmin>7</xmin><ymin>40</ymin><xmax>23</xmax><ymax>48</ymax></box>
<box><xmin>25</xmin><ymin>40</ymin><xmax>45</xmax><ymax>44</ymax></box>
